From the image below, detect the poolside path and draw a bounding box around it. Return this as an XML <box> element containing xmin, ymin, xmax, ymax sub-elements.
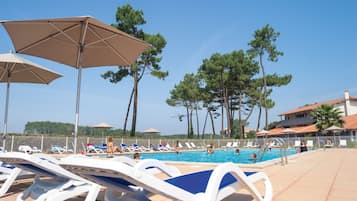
<box><xmin>264</xmin><ymin>148</ymin><xmax>357</xmax><ymax>201</ymax></box>
<box><xmin>162</xmin><ymin>148</ymin><xmax>357</xmax><ymax>201</ymax></box>
<box><xmin>1</xmin><ymin>149</ymin><xmax>357</xmax><ymax>200</ymax></box>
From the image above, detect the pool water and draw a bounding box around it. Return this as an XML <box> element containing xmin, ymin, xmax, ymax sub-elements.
<box><xmin>135</xmin><ymin>149</ymin><xmax>297</xmax><ymax>164</ymax></box>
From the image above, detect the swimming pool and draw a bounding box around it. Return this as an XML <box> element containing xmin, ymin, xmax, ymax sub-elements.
<box><xmin>133</xmin><ymin>149</ymin><xmax>297</xmax><ymax>164</ymax></box>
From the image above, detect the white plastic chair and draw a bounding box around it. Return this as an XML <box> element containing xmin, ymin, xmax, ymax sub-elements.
<box><xmin>306</xmin><ymin>140</ymin><xmax>314</xmax><ymax>148</ymax></box>
<box><xmin>339</xmin><ymin>139</ymin><xmax>347</xmax><ymax>147</ymax></box>
<box><xmin>0</xmin><ymin>152</ymin><xmax>100</xmax><ymax>201</ymax></box>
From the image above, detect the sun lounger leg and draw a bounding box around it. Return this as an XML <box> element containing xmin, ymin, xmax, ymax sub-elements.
<box><xmin>0</xmin><ymin>167</ymin><xmax>21</xmax><ymax>196</ymax></box>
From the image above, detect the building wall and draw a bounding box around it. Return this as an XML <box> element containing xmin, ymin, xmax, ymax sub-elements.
<box><xmin>348</xmin><ymin>100</ymin><xmax>357</xmax><ymax>115</ymax></box>
<box><xmin>334</xmin><ymin>102</ymin><xmax>346</xmax><ymax>116</ymax></box>
<box><xmin>284</xmin><ymin>112</ymin><xmax>309</xmax><ymax>120</ymax></box>
<box><xmin>284</xmin><ymin>100</ymin><xmax>357</xmax><ymax>121</ymax></box>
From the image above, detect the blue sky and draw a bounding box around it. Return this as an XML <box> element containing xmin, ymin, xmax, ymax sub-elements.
<box><xmin>1</xmin><ymin>0</ymin><xmax>356</xmax><ymax>135</ymax></box>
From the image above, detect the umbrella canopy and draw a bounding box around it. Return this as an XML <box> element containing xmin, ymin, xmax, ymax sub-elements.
<box><xmin>257</xmin><ymin>129</ymin><xmax>269</xmax><ymax>135</ymax></box>
<box><xmin>325</xmin><ymin>125</ymin><xmax>344</xmax><ymax>132</ymax></box>
<box><xmin>143</xmin><ymin>128</ymin><xmax>160</xmax><ymax>134</ymax></box>
<box><xmin>93</xmin><ymin>122</ymin><xmax>113</xmax><ymax>144</ymax></box>
<box><xmin>0</xmin><ymin>52</ymin><xmax>62</xmax><ymax>149</ymax></box>
<box><xmin>1</xmin><ymin>16</ymin><xmax>150</xmax><ymax>67</ymax></box>
<box><xmin>92</xmin><ymin>122</ymin><xmax>113</xmax><ymax>129</ymax></box>
<box><xmin>1</xmin><ymin>16</ymin><xmax>150</xmax><ymax>153</ymax></box>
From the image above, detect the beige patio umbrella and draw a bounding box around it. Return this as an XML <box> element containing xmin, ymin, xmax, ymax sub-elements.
<box><xmin>282</xmin><ymin>128</ymin><xmax>296</xmax><ymax>148</ymax></box>
<box><xmin>257</xmin><ymin>129</ymin><xmax>270</xmax><ymax>141</ymax></box>
<box><xmin>325</xmin><ymin>125</ymin><xmax>344</xmax><ymax>143</ymax></box>
<box><xmin>143</xmin><ymin>128</ymin><xmax>160</xmax><ymax>134</ymax></box>
<box><xmin>0</xmin><ymin>52</ymin><xmax>62</xmax><ymax>149</ymax></box>
<box><xmin>1</xmin><ymin>16</ymin><xmax>150</xmax><ymax>153</ymax></box>
<box><xmin>92</xmin><ymin>122</ymin><xmax>113</xmax><ymax>144</ymax></box>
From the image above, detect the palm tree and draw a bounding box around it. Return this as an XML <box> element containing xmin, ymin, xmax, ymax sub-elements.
<box><xmin>310</xmin><ymin>104</ymin><xmax>345</xmax><ymax>132</ymax></box>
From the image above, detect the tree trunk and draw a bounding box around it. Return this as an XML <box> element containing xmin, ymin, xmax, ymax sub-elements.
<box><xmin>130</xmin><ymin>70</ymin><xmax>139</xmax><ymax>137</ymax></box>
<box><xmin>186</xmin><ymin>106</ymin><xmax>190</xmax><ymax>137</ymax></box>
<box><xmin>238</xmin><ymin>93</ymin><xmax>243</xmax><ymax>139</ymax></box>
<box><xmin>195</xmin><ymin>102</ymin><xmax>200</xmax><ymax>138</ymax></box>
<box><xmin>230</xmin><ymin>96</ymin><xmax>235</xmax><ymax>137</ymax></box>
<box><xmin>256</xmin><ymin>86</ymin><xmax>263</xmax><ymax>131</ymax></box>
<box><xmin>123</xmin><ymin>88</ymin><xmax>134</xmax><ymax>134</ymax></box>
<box><xmin>189</xmin><ymin>109</ymin><xmax>194</xmax><ymax>138</ymax></box>
<box><xmin>209</xmin><ymin>110</ymin><xmax>216</xmax><ymax>137</ymax></box>
<box><xmin>260</xmin><ymin>54</ymin><xmax>268</xmax><ymax>129</ymax></box>
<box><xmin>220</xmin><ymin>73</ymin><xmax>224</xmax><ymax>137</ymax></box>
<box><xmin>224</xmin><ymin>88</ymin><xmax>231</xmax><ymax>138</ymax></box>
<box><xmin>202</xmin><ymin>110</ymin><xmax>209</xmax><ymax>138</ymax></box>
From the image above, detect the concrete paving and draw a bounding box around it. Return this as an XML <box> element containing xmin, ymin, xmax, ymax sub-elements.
<box><xmin>1</xmin><ymin>149</ymin><xmax>356</xmax><ymax>200</ymax></box>
<box><xmin>155</xmin><ymin>149</ymin><xmax>357</xmax><ymax>201</ymax></box>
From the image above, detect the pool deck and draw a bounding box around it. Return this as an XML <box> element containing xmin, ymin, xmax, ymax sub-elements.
<box><xmin>1</xmin><ymin>148</ymin><xmax>357</xmax><ymax>200</ymax></box>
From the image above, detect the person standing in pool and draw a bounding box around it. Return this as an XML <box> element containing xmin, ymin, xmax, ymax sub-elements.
<box><xmin>207</xmin><ymin>143</ymin><xmax>215</xmax><ymax>154</ymax></box>
<box><xmin>250</xmin><ymin>153</ymin><xmax>257</xmax><ymax>163</ymax></box>
<box><xmin>133</xmin><ymin>152</ymin><xmax>141</xmax><ymax>160</ymax></box>
<box><xmin>174</xmin><ymin>140</ymin><xmax>181</xmax><ymax>154</ymax></box>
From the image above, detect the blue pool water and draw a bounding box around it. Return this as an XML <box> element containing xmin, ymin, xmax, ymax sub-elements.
<box><xmin>130</xmin><ymin>149</ymin><xmax>296</xmax><ymax>164</ymax></box>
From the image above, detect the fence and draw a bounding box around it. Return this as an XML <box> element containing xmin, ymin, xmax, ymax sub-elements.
<box><xmin>3</xmin><ymin>134</ymin><xmax>356</xmax><ymax>153</ymax></box>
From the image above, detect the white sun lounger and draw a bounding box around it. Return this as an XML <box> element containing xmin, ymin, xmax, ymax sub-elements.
<box><xmin>244</xmin><ymin>141</ymin><xmax>258</xmax><ymax>148</ymax></box>
<box><xmin>60</xmin><ymin>157</ymin><xmax>273</xmax><ymax>201</ymax></box>
<box><xmin>62</xmin><ymin>156</ymin><xmax>181</xmax><ymax>201</ymax></box>
<box><xmin>0</xmin><ymin>152</ymin><xmax>100</xmax><ymax>201</ymax></box>
<box><xmin>222</xmin><ymin>142</ymin><xmax>233</xmax><ymax>149</ymax></box>
<box><xmin>0</xmin><ymin>161</ymin><xmax>34</xmax><ymax>197</ymax></box>
<box><xmin>339</xmin><ymin>139</ymin><xmax>347</xmax><ymax>147</ymax></box>
<box><xmin>178</xmin><ymin>142</ymin><xmax>184</xmax><ymax>148</ymax></box>
<box><xmin>306</xmin><ymin>140</ymin><xmax>314</xmax><ymax>149</ymax></box>
<box><xmin>185</xmin><ymin>142</ymin><xmax>193</xmax><ymax>149</ymax></box>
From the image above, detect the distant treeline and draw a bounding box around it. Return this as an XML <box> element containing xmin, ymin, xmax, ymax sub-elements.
<box><xmin>24</xmin><ymin>121</ymin><xmax>128</xmax><ymax>136</ymax></box>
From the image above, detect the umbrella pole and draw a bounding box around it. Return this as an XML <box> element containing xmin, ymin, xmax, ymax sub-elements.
<box><xmin>73</xmin><ymin>20</ymin><xmax>89</xmax><ymax>155</ymax></box>
<box><xmin>74</xmin><ymin>67</ymin><xmax>83</xmax><ymax>154</ymax></box>
<box><xmin>2</xmin><ymin>81</ymin><xmax>10</xmax><ymax>150</ymax></box>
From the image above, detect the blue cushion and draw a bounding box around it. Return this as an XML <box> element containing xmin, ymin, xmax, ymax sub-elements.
<box><xmin>164</xmin><ymin>170</ymin><xmax>256</xmax><ymax>194</ymax></box>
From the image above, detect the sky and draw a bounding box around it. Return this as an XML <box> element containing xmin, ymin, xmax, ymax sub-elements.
<box><xmin>0</xmin><ymin>0</ymin><xmax>357</xmax><ymax>135</ymax></box>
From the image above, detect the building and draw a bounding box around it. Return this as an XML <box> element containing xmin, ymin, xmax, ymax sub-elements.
<box><xmin>261</xmin><ymin>90</ymin><xmax>357</xmax><ymax>138</ymax></box>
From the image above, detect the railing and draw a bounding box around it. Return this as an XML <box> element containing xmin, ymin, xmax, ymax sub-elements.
<box><xmin>1</xmin><ymin>135</ymin><xmax>356</xmax><ymax>153</ymax></box>
<box><xmin>260</xmin><ymin>137</ymin><xmax>288</xmax><ymax>166</ymax></box>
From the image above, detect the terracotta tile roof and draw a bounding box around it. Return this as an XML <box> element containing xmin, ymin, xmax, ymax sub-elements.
<box><xmin>342</xmin><ymin>114</ymin><xmax>357</xmax><ymax>130</ymax></box>
<box><xmin>280</xmin><ymin>96</ymin><xmax>357</xmax><ymax>115</ymax></box>
<box><xmin>257</xmin><ymin>114</ymin><xmax>357</xmax><ymax>136</ymax></box>
<box><xmin>256</xmin><ymin>124</ymin><xmax>318</xmax><ymax>136</ymax></box>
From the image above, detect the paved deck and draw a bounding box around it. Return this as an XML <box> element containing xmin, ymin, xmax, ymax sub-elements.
<box><xmin>265</xmin><ymin>148</ymin><xmax>357</xmax><ymax>201</ymax></box>
<box><xmin>1</xmin><ymin>149</ymin><xmax>357</xmax><ymax>200</ymax></box>
<box><xmin>152</xmin><ymin>149</ymin><xmax>357</xmax><ymax>201</ymax></box>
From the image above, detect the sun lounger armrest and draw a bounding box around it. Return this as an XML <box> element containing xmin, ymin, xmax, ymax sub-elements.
<box><xmin>135</xmin><ymin>159</ymin><xmax>181</xmax><ymax>177</ymax></box>
<box><xmin>203</xmin><ymin>163</ymin><xmax>272</xmax><ymax>201</ymax></box>
<box><xmin>247</xmin><ymin>172</ymin><xmax>273</xmax><ymax>201</ymax></box>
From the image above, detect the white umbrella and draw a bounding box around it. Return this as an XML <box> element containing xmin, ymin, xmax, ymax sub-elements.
<box><xmin>143</xmin><ymin>128</ymin><xmax>160</xmax><ymax>134</ymax></box>
<box><xmin>325</xmin><ymin>125</ymin><xmax>344</xmax><ymax>143</ymax></box>
<box><xmin>0</xmin><ymin>52</ymin><xmax>62</xmax><ymax>149</ymax></box>
<box><xmin>92</xmin><ymin>122</ymin><xmax>113</xmax><ymax>144</ymax></box>
<box><xmin>282</xmin><ymin>128</ymin><xmax>297</xmax><ymax>147</ymax></box>
<box><xmin>1</xmin><ymin>16</ymin><xmax>150</xmax><ymax>153</ymax></box>
<box><xmin>257</xmin><ymin>129</ymin><xmax>269</xmax><ymax>135</ymax></box>
<box><xmin>257</xmin><ymin>129</ymin><xmax>269</xmax><ymax>140</ymax></box>
<box><xmin>325</xmin><ymin>125</ymin><xmax>344</xmax><ymax>132</ymax></box>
